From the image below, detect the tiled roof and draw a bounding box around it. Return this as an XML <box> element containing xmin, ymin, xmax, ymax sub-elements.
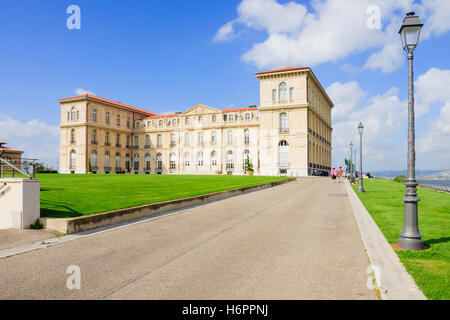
<box><xmin>0</xmin><ymin>146</ymin><xmax>23</xmax><ymax>153</ymax></box>
<box><xmin>58</xmin><ymin>94</ymin><xmax>156</xmax><ymax>116</ymax></box>
<box><xmin>255</xmin><ymin>67</ymin><xmax>309</xmax><ymax>75</ymax></box>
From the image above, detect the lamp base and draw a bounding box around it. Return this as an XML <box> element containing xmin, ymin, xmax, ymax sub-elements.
<box><xmin>398</xmin><ymin>236</ymin><xmax>425</xmax><ymax>251</ymax></box>
<box><xmin>357</xmin><ymin>186</ymin><xmax>365</xmax><ymax>193</ymax></box>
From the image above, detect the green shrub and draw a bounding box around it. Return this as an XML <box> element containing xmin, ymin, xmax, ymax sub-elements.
<box><xmin>393</xmin><ymin>175</ymin><xmax>407</xmax><ymax>182</ymax></box>
<box><xmin>29</xmin><ymin>219</ymin><xmax>44</xmax><ymax>230</ymax></box>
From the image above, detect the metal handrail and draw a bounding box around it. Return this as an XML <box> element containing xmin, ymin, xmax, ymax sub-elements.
<box><xmin>0</xmin><ymin>157</ymin><xmax>33</xmax><ymax>179</ymax></box>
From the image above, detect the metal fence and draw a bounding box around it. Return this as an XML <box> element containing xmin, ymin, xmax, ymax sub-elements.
<box><xmin>0</xmin><ymin>156</ymin><xmax>39</xmax><ymax>179</ymax></box>
<box><xmin>417</xmin><ymin>178</ymin><xmax>450</xmax><ymax>193</ymax></box>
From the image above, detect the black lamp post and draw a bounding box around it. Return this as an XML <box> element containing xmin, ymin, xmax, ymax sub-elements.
<box><xmin>398</xmin><ymin>12</ymin><xmax>425</xmax><ymax>251</ymax></box>
<box><xmin>357</xmin><ymin>122</ymin><xmax>364</xmax><ymax>193</ymax></box>
<box><xmin>350</xmin><ymin>141</ymin><xmax>354</xmax><ymax>182</ymax></box>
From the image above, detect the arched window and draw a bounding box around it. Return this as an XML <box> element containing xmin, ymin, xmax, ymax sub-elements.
<box><xmin>244</xmin><ymin>129</ymin><xmax>250</xmax><ymax>144</ymax></box>
<box><xmin>280</xmin><ymin>113</ymin><xmax>288</xmax><ymax>133</ymax></box>
<box><xmin>185</xmin><ymin>117</ymin><xmax>189</xmax><ymax>125</ymax></box>
<box><xmin>157</xmin><ymin>134</ymin><xmax>162</xmax><ymax>147</ymax></box>
<box><xmin>70</xmin><ymin>150</ymin><xmax>76</xmax><ymax>170</ymax></box>
<box><xmin>279</xmin><ymin>82</ymin><xmax>287</xmax><ymax>101</ymax></box>
<box><xmin>171</xmin><ymin>133</ymin><xmax>176</xmax><ymax>147</ymax></box>
<box><xmin>243</xmin><ymin>150</ymin><xmax>250</xmax><ymax>170</ymax></box>
<box><xmin>145</xmin><ymin>153</ymin><xmax>151</xmax><ymax>170</ymax></box>
<box><xmin>71</xmin><ymin>107</ymin><xmax>77</xmax><ymax>121</ymax></box>
<box><xmin>71</xmin><ymin>129</ymin><xmax>76</xmax><ymax>143</ymax></box>
<box><xmin>184</xmin><ymin>132</ymin><xmax>190</xmax><ymax>146</ymax></box>
<box><xmin>245</xmin><ymin>113</ymin><xmax>251</xmax><ymax>121</ymax></box>
<box><xmin>170</xmin><ymin>152</ymin><xmax>176</xmax><ymax>170</ymax></box>
<box><xmin>197</xmin><ymin>152</ymin><xmax>203</xmax><ymax>167</ymax></box>
<box><xmin>278</xmin><ymin>140</ymin><xmax>289</xmax><ymax>167</ymax></box>
<box><xmin>156</xmin><ymin>153</ymin><xmax>162</xmax><ymax>170</ymax></box>
<box><xmin>184</xmin><ymin>152</ymin><xmax>190</xmax><ymax>167</ymax></box>
<box><xmin>212</xmin><ymin>115</ymin><xmax>216</xmax><ymax>123</ymax></box>
<box><xmin>211</xmin><ymin>131</ymin><xmax>216</xmax><ymax>145</ymax></box>
<box><xmin>229</xmin><ymin>114</ymin><xmax>234</xmax><ymax>121</ymax></box>
<box><xmin>93</xmin><ymin>109</ymin><xmax>97</xmax><ymax>121</ymax></box>
<box><xmin>211</xmin><ymin>151</ymin><xmax>217</xmax><ymax>168</ymax></box>
<box><xmin>147</xmin><ymin>121</ymin><xmax>152</xmax><ymax>127</ymax></box>
<box><xmin>91</xmin><ymin>150</ymin><xmax>97</xmax><ymax>168</ymax></box>
<box><xmin>134</xmin><ymin>153</ymin><xmax>139</xmax><ymax>171</ymax></box>
<box><xmin>167</xmin><ymin>119</ymin><xmax>171</xmax><ymax>126</ymax></box>
<box><xmin>104</xmin><ymin>151</ymin><xmax>110</xmax><ymax>169</ymax></box>
<box><xmin>172</xmin><ymin>118</ymin><xmax>177</xmax><ymax>125</ymax></box>
<box><xmin>226</xmin><ymin>151</ymin><xmax>234</xmax><ymax>170</ymax></box>
<box><xmin>197</xmin><ymin>131</ymin><xmax>203</xmax><ymax>145</ymax></box>
<box><xmin>115</xmin><ymin>152</ymin><xmax>121</xmax><ymax>169</ymax></box>
<box><xmin>159</xmin><ymin>120</ymin><xmax>163</xmax><ymax>126</ymax></box>
<box><xmin>198</xmin><ymin>116</ymin><xmax>203</xmax><ymax>124</ymax></box>
<box><xmin>125</xmin><ymin>154</ymin><xmax>130</xmax><ymax>171</ymax></box>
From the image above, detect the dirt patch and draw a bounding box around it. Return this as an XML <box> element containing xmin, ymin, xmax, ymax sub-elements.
<box><xmin>391</xmin><ymin>242</ymin><xmax>430</xmax><ymax>251</ymax></box>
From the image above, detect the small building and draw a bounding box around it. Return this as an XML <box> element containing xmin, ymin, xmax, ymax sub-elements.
<box><xmin>0</xmin><ymin>141</ymin><xmax>23</xmax><ymax>167</ymax></box>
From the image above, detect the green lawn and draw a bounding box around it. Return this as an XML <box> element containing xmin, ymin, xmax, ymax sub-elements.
<box><xmin>352</xmin><ymin>179</ymin><xmax>450</xmax><ymax>300</ymax></box>
<box><xmin>38</xmin><ymin>174</ymin><xmax>289</xmax><ymax>218</ymax></box>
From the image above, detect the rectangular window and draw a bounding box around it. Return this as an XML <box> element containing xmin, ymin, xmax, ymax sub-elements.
<box><xmin>93</xmin><ymin>109</ymin><xmax>97</xmax><ymax>121</ymax></box>
<box><xmin>289</xmin><ymin>87</ymin><xmax>294</xmax><ymax>100</ymax></box>
<box><xmin>116</xmin><ymin>114</ymin><xmax>120</xmax><ymax>126</ymax></box>
<box><xmin>106</xmin><ymin>112</ymin><xmax>110</xmax><ymax>124</ymax></box>
<box><xmin>272</xmin><ymin>89</ymin><xmax>277</xmax><ymax>101</ymax></box>
<box><xmin>227</xmin><ymin>130</ymin><xmax>233</xmax><ymax>145</ymax></box>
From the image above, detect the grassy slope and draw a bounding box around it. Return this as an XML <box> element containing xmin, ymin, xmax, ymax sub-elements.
<box><xmin>352</xmin><ymin>179</ymin><xmax>450</xmax><ymax>300</ymax></box>
<box><xmin>39</xmin><ymin>174</ymin><xmax>288</xmax><ymax>218</ymax></box>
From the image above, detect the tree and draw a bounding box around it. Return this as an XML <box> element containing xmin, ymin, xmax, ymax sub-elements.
<box><xmin>88</xmin><ymin>158</ymin><xmax>92</xmax><ymax>173</ymax></box>
<box><xmin>245</xmin><ymin>155</ymin><xmax>253</xmax><ymax>172</ymax></box>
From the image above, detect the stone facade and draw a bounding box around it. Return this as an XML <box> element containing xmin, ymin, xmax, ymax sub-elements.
<box><xmin>59</xmin><ymin>67</ymin><xmax>333</xmax><ymax>176</ymax></box>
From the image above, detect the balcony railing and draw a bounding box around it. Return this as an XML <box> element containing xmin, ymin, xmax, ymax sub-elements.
<box><xmin>91</xmin><ymin>141</ymin><xmax>98</xmax><ymax>145</ymax></box>
<box><xmin>133</xmin><ymin>145</ymin><xmax>139</xmax><ymax>149</ymax></box>
<box><xmin>115</xmin><ymin>167</ymin><xmax>122</xmax><ymax>171</ymax></box>
<box><xmin>170</xmin><ymin>142</ymin><xmax>176</xmax><ymax>147</ymax></box>
<box><xmin>104</xmin><ymin>167</ymin><xmax>111</xmax><ymax>171</ymax></box>
<box><xmin>126</xmin><ymin>144</ymin><xmax>131</xmax><ymax>148</ymax></box>
<box><xmin>278</xmin><ymin>162</ymin><xmax>290</xmax><ymax>168</ymax></box>
<box><xmin>280</xmin><ymin>128</ymin><xmax>288</xmax><ymax>133</ymax></box>
<box><xmin>115</xmin><ymin>144</ymin><xmax>121</xmax><ymax>148</ymax></box>
<box><xmin>70</xmin><ymin>140</ymin><xmax>76</xmax><ymax>144</ymax></box>
<box><xmin>104</xmin><ymin>142</ymin><xmax>111</xmax><ymax>147</ymax></box>
<box><xmin>144</xmin><ymin>145</ymin><xmax>151</xmax><ymax>149</ymax></box>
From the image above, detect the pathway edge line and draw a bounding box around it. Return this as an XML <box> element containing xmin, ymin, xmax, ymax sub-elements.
<box><xmin>344</xmin><ymin>181</ymin><xmax>426</xmax><ymax>300</ymax></box>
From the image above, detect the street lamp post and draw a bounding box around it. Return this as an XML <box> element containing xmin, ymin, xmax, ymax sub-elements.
<box><xmin>350</xmin><ymin>141</ymin><xmax>354</xmax><ymax>183</ymax></box>
<box><xmin>357</xmin><ymin>123</ymin><xmax>364</xmax><ymax>193</ymax></box>
<box><xmin>398</xmin><ymin>12</ymin><xmax>425</xmax><ymax>251</ymax></box>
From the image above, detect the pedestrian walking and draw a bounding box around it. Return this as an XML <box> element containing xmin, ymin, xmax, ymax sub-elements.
<box><xmin>331</xmin><ymin>168</ymin><xmax>337</xmax><ymax>183</ymax></box>
<box><xmin>338</xmin><ymin>167</ymin><xmax>343</xmax><ymax>183</ymax></box>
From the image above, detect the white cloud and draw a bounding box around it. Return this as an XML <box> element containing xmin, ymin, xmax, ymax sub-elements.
<box><xmin>213</xmin><ymin>22</ymin><xmax>236</xmax><ymax>42</ymax></box>
<box><xmin>75</xmin><ymin>88</ymin><xmax>95</xmax><ymax>95</ymax></box>
<box><xmin>329</xmin><ymin>68</ymin><xmax>450</xmax><ymax>170</ymax></box>
<box><xmin>327</xmin><ymin>81</ymin><xmax>366</xmax><ymax>121</ymax></box>
<box><xmin>0</xmin><ymin>114</ymin><xmax>59</xmax><ymax>168</ymax></box>
<box><xmin>215</xmin><ymin>0</ymin><xmax>450</xmax><ymax>72</ymax></box>
<box><xmin>160</xmin><ymin>110</ymin><xmax>177</xmax><ymax>115</ymax></box>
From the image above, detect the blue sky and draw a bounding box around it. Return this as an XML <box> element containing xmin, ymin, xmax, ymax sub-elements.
<box><xmin>0</xmin><ymin>0</ymin><xmax>449</xmax><ymax>171</ymax></box>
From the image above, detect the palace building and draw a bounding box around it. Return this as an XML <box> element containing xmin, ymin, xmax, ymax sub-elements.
<box><xmin>59</xmin><ymin>67</ymin><xmax>333</xmax><ymax>176</ymax></box>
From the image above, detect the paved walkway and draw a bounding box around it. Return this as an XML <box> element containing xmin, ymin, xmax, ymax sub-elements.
<box><xmin>0</xmin><ymin>178</ymin><xmax>376</xmax><ymax>299</ymax></box>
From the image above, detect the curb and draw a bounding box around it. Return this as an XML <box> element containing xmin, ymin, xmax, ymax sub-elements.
<box><xmin>344</xmin><ymin>181</ymin><xmax>426</xmax><ymax>300</ymax></box>
<box><xmin>40</xmin><ymin>178</ymin><xmax>296</xmax><ymax>234</ymax></box>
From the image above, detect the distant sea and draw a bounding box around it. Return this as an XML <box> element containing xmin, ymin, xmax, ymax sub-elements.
<box><xmin>371</xmin><ymin>170</ymin><xmax>449</xmax><ymax>180</ymax></box>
